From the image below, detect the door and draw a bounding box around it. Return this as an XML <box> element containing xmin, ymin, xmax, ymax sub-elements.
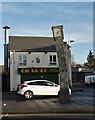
<box><xmin>41</xmin><ymin>81</ymin><xmax>59</xmax><ymax>95</ymax></box>
<box><xmin>27</xmin><ymin>81</ymin><xmax>43</xmax><ymax>95</ymax></box>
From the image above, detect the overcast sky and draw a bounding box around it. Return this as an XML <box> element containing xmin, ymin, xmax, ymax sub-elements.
<box><xmin>0</xmin><ymin>2</ymin><xmax>94</xmax><ymax>65</ymax></box>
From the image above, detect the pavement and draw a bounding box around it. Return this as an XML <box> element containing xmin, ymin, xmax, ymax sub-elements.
<box><xmin>1</xmin><ymin>83</ymin><xmax>95</xmax><ymax>117</ymax></box>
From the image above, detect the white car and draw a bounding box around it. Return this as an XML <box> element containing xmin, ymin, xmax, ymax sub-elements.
<box><xmin>17</xmin><ymin>80</ymin><xmax>60</xmax><ymax>99</ymax></box>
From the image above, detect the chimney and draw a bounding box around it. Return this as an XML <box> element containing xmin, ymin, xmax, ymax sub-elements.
<box><xmin>3</xmin><ymin>25</ymin><xmax>10</xmax><ymax>73</ymax></box>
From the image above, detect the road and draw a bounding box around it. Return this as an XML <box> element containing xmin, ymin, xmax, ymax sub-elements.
<box><xmin>1</xmin><ymin>116</ymin><xmax>94</xmax><ymax>120</ymax></box>
<box><xmin>1</xmin><ymin>84</ymin><xmax>95</xmax><ymax>120</ymax></box>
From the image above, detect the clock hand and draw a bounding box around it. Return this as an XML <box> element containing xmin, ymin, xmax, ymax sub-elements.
<box><xmin>56</xmin><ymin>31</ymin><xmax>59</xmax><ymax>35</ymax></box>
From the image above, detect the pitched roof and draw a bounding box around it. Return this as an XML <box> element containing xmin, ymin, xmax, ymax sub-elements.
<box><xmin>24</xmin><ymin>45</ymin><xmax>56</xmax><ymax>52</ymax></box>
<box><xmin>9</xmin><ymin>36</ymin><xmax>55</xmax><ymax>51</ymax></box>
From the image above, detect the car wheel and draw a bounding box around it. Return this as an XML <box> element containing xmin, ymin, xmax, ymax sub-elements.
<box><xmin>24</xmin><ymin>91</ymin><xmax>33</xmax><ymax>99</ymax></box>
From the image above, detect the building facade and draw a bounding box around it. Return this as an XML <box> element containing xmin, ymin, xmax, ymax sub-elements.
<box><xmin>9</xmin><ymin>36</ymin><xmax>60</xmax><ymax>91</ymax></box>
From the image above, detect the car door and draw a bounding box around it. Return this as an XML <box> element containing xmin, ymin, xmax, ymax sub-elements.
<box><xmin>42</xmin><ymin>81</ymin><xmax>59</xmax><ymax>95</ymax></box>
<box><xmin>27</xmin><ymin>81</ymin><xmax>43</xmax><ymax>95</ymax></box>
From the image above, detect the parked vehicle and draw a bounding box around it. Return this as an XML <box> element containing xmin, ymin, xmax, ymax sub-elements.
<box><xmin>17</xmin><ymin>80</ymin><xmax>60</xmax><ymax>99</ymax></box>
<box><xmin>85</xmin><ymin>75</ymin><xmax>95</xmax><ymax>85</ymax></box>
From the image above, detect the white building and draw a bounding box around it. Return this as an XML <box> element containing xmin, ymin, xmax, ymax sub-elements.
<box><xmin>9</xmin><ymin>36</ymin><xmax>59</xmax><ymax>91</ymax></box>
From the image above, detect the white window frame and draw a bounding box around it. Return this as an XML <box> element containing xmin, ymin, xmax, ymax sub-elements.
<box><xmin>19</xmin><ymin>54</ymin><xmax>27</xmax><ymax>65</ymax></box>
<box><xmin>49</xmin><ymin>55</ymin><xmax>57</xmax><ymax>65</ymax></box>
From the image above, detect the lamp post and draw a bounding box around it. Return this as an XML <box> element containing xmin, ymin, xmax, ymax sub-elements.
<box><xmin>67</xmin><ymin>40</ymin><xmax>74</xmax><ymax>89</ymax></box>
<box><xmin>3</xmin><ymin>25</ymin><xmax>10</xmax><ymax>91</ymax></box>
<box><xmin>66</xmin><ymin>44</ymin><xmax>72</xmax><ymax>90</ymax></box>
<box><xmin>3</xmin><ymin>26</ymin><xmax>10</xmax><ymax>73</ymax></box>
<box><xmin>52</xmin><ymin>25</ymin><xmax>71</xmax><ymax>103</ymax></box>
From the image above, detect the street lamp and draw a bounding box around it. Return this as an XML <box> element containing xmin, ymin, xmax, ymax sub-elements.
<box><xmin>69</xmin><ymin>40</ymin><xmax>74</xmax><ymax>43</ymax></box>
<box><xmin>3</xmin><ymin>26</ymin><xmax>10</xmax><ymax>44</ymax></box>
<box><xmin>67</xmin><ymin>40</ymin><xmax>74</xmax><ymax>46</ymax></box>
<box><xmin>52</xmin><ymin>25</ymin><xmax>71</xmax><ymax>103</ymax></box>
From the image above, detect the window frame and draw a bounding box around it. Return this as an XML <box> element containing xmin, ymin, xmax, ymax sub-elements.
<box><xmin>19</xmin><ymin>54</ymin><xmax>27</xmax><ymax>65</ymax></box>
<box><xmin>49</xmin><ymin>55</ymin><xmax>57</xmax><ymax>65</ymax></box>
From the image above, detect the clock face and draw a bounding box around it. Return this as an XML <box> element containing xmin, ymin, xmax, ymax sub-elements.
<box><xmin>53</xmin><ymin>28</ymin><xmax>62</xmax><ymax>37</ymax></box>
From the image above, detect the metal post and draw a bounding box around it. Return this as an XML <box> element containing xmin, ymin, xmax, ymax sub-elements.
<box><xmin>3</xmin><ymin>26</ymin><xmax>10</xmax><ymax>91</ymax></box>
<box><xmin>3</xmin><ymin>26</ymin><xmax>10</xmax><ymax>73</ymax></box>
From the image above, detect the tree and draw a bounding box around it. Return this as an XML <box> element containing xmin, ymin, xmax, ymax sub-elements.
<box><xmin>84</xmin><ymin>50</ymin><xmax>95</xmax><ymax>70</ymax></box>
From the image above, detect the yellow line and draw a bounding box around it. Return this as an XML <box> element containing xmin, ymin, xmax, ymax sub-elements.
<box><xmin>0</xmin><ymin>113</ymin><xmax>94</xmax><ymax>117</ymax></box>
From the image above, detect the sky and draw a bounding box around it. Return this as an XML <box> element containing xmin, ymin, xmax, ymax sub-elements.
<box><xmin>0</xmin><ymin>1</ymin><xmax>94</xmax><ymax>65</ymax></box>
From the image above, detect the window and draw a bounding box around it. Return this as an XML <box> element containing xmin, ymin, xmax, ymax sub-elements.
<box><xmin>49</xmin><ymin>55</ymin><xmax>56</xmax><ymax>65</ymax></box>
<box><xmin>27</xmin><ymin>81</ymin><xmax>42</xmax><ymax>85</ymax></box>
<box><xmin>45</xmin><ymin>82</ymin><xmax>54</xmax><ymax>86</ymax></box>
<box><xmin>19</xmin><ymin>55</ymin><xmax>27</xmax><ymax>65</ymax></box>
<box><xmin>27</xmin><ymin>81</ymin><xmax>54</xmax><ymax>86</ymax></box>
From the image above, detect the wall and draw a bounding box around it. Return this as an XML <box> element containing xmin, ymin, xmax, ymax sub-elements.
<box><xmin>10</xmin><ymin>51</ymin><xmax>59</xmax><ymax>91</ymax></box>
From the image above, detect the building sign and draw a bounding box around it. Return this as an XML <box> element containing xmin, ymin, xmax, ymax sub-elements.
<box><xmin>18</xmin><ymin>68</ymin><xmax>59</xmax><ymax>74</ymax></box>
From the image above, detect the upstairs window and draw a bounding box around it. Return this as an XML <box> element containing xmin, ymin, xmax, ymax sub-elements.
<box><xmin>19</xmin><ymin>55</ymin><xmax>27</xmax><ymax>65</ymax></box>
<box><xmin>49</xmin><ymin>55</ymin><xmax>56</xmax><ymax>65</ymax></box>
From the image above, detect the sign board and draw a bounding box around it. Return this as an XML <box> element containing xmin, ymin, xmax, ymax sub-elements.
<box><xmin>18</xmin><ymin>68</ymin><xmax>59</xmax><ymax>74</ymax></box>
